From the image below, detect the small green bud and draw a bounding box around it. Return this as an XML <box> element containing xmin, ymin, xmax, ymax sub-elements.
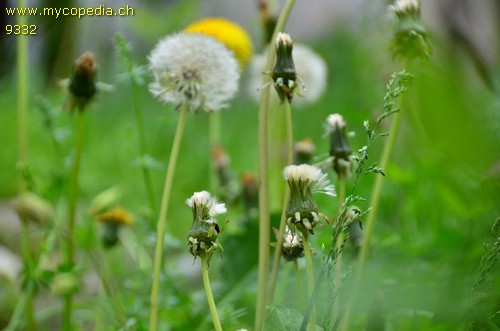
<box><xmin>272</xmin><ymin>32</ymin><xmax>300</xmax><ymax>104</ymax></box>
<box><xmin>326</xmin><ymin>114</ymin><xmax>354</xmax><ymax>179</ymax></box>
<box><xmin>68</xmin><ymin>52</ymin><xmax>97</xmax><ymax>112</ymax></box>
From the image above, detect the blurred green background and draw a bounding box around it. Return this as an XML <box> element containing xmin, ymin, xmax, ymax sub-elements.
<box><xmin>0</xmin><ymin>0</ymin><xmax>499</xmax><ymax>330</ymax></box>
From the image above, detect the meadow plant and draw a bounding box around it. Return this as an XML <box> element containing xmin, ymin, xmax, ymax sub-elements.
<box><xmin>147</xmin><ymin>31</ymin><xmax>240</xmax><ymax>331</ymax></box>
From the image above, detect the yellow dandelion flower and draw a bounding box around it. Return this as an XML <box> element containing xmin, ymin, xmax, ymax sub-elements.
<box><xmin>184</xmin><ymin>17</ymin><xmax>253</xmax><ymax>68</ymax></box>
<box><xmin>97</xmin><ymin>206</ymin><xmax>133</xmax><ymax>226</ymax></box>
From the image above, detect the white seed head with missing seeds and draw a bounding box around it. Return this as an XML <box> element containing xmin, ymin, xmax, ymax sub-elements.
<box><xmin>283</xmin><ymin>164</ymin><xmax>336</xmax><ymax>197</ymax></box>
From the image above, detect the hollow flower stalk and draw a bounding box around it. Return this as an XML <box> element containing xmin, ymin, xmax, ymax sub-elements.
<box><xmin>283</xmin><ymin>164</ymin><xmax>336</xmax><ymax>238</ymax></box>
<box><xmin>148</xmin><ymin>33</ymin><xmax>240</xmax><ymax>113</ymax></box>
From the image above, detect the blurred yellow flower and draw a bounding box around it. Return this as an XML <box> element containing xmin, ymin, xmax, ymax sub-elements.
<box><xmin>97</xmin><ymin>206</ymin><xmax>133</xmax><ymax>226</ymax></box>
<box><xmin>184</xmin><ymin>17</ymin><xmax>253</xmax><ymax>68</ymax></box>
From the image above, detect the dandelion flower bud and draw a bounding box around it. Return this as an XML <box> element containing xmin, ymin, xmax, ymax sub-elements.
<box><xmin>51</xmin><ymin>272</ymin><xmax>80</xmax><ymax>297</ymax></box>
<box><xmin>389</xmin><ymin>0</ymin><xmax>432</xmax><ymax>61</ymax></box>
<box><xmin>326</xmin><ymin>114</ymin><xmax>353</xmax><ymax>178</ymax></box>
<box><xmin>148</xmin><ymin>33</ymin><xmax>240</xmax><ymax>113</ymax></box>
<box><xmin>96</xmin><ymin>207</ymin><xmax>133</xmax><ymax>248</ymax></box>
<box><xmin>282</xmin><ymin>226</ymin><xmax>304</xmax><ymax>262</ymax></box>
<box><xmin>184</xmin><ymin>17</ymin><xmax>253</xmax><ymax>68</ymax></box>
<box><xmin>272</xmin><ymin>32</ymin><xmax>300</xmax><ymax>104</ymax></box>
<box><xmin>283</xmin><ymin>164</ymin><xmax>335</xmax><ymax>238</ymax></box>
<box><xmin>186</xmin><ymin>191</ymin><xmax>226</xmax><ymax>262</ymax></box>
<box><xmin>68</xmin><ymin>52</ymin><xmax>98</xmax><ymax>112</ymax></box>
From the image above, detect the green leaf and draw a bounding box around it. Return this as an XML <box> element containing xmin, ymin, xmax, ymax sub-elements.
<box><xmin>264</xmin><ymin>305</ymin><xmax>324</xmax><ymax>331</ymax></box>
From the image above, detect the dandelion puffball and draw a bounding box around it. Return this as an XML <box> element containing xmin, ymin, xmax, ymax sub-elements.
<box><xmin>148</xmin><ymin>33</ymin><xmax>240</xmax><ymax>113</ymax></box>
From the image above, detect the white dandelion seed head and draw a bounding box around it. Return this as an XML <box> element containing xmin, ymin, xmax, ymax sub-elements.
<box><xmin>148</xmin><ymin>33</ymin><xmax>240</xmax><ymax>113</ymax></box>
<box><xmin>325</xmin><ymin>113</ymin><xmax>347</xmax><ymax>135</ymax></box>
<box><xmin>283</xmin><ymin>164</ymin><xmax>336</xmax><ymax>197</ymax></box>
<box><xmin>390</xmin><ymin>0</ymin><xmax>420</xmax><ymax>15</ymax></box>
<box><xmin>186</xmin><ymin>191</ymin><xmax>227</xmax><ymax>219</ymax></box>
<box><xmin>248</xmin><ymin>43</ymin><xmax>327</xmax><ymax>106</ymax></box>
<box><xmin>276</xmin><ymin>32</ymin><xmax>293</xmax><ymax>49</ymax></box>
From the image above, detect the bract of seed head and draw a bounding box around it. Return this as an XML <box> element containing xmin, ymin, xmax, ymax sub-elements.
<box><xmin>148</xmin><ymin>33</ymin><xmax>240</xmax><ymax>113</ymax></box>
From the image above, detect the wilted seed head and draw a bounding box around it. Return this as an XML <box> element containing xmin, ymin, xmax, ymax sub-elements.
<box><xmin>283</xmin><ymin>164</ymin><xmax>335</xmax><ymax>237</ymax></box>
<box><xmin>96</xmin><ymin>206</ymin><xmax>133</xmax><ymax>248</ymax></box>
<box><xmin>69</xmin><ymin>52</ymin><xmax>97</xmax><ymax>112</ymax></box>
<box><xmin>186</xmin><ymin>191</ymin><xmax>226</xmax><ymax>261</ymax></box>
<box><xmin>249</xmin><ymin>43</ymin><xmax>327</xmax><ymax>106</ymax></box>
<box><xmin>148</xmin><ymin>33</ymin><xmax>240</xmax><ymax>113</ymax></box>
<box><xmin>389</xmin><ymin>0</ymin><xmax>431</xmax><ymax>61</ymax></box>
<box><xmin>272</xmin><ymin>32</ymin><xmax>301</xmax><ymax>104</ymax></box>
<box><xmin>326</xmin><ymin>114</ymin><xmax>353</xmax><ymax>178</ymax></box>
<box><xmin>282</xmin><ymin>227</ymin><xmax>304</xmax><ymax>262</ymax></box>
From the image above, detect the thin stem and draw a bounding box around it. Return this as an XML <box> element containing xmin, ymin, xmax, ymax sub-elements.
<box><xmin>62</xmin><ymin>110</ymin><xmax>85</xmax><ymax>331</ymax></box>
<box><xmin>131</xmin><ymin>80</ymin><xmax>157</xmax><ymax>217</ymax></box>
<box><xmin>201</xmin><ymin>256</ymin><xmax>223</xmax><ymax>331</ymax></box>
<box><xmin>17</xmin><ymin>0</ymin><xmax>28</xmax><ymax>182</ymax></box>
<box><xmin>293</xmin><ymin>260</ymin><xmax>306</xmax><ymax>312</ymax></box>
<box><xmin>255</xmin><ymin>1</ymin><xmax>296</xmax><ymax>329</ymax></box>
<box><xmin>266</xmin><ymin>99</ymin><xmax>293</xmax><ymax>306</ymax></box>
<box><xmin>330</xmin><ymin>174</ymin><xmax>346</xmax><ymax>327</ymax></box>
<box><xmin>338</xmin><ymin>100</ymin><xmax>404</xmax><ymax>331</ymax></box>
<box><xmin>149</xmin><ymin>103</ymin><xmax>189</xmax><ymax>331</ymax></box>
<box><xmin>303</xmin><ymin>239</ymin><xmax>316</xmax><ymax>331</ymax></box>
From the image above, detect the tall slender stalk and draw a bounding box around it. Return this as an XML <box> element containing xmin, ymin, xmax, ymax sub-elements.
<box><xmin>20</xmin><ymin>221</ymin><xmax>35</xmax><ymax>331</ymax></box>
<box><xmin>201</xmin><ymin>256</ymin><xmax>223</xmax><ymax>331</ymax></box>
<box><xmin>255</xmin><ymin>1</ymin><xmax>296</xmax><ymax>329</ymax></box>
<box><xmin>17</xmin><ymin>0</ymin><xmax>28</xmax><ymax>173</ymax></box>
<box><xmin>330</xmin><ymin>174</ymin><xmax>346</xmax><ymax>327</ymax></box>
<box><xmin>338</xmin><ymin>97</ymin><xmax>404</xmax><ymax>331</ymax></box>
<box><xmin>293</xmin><ymin>260</ymin><xmax>306</xmax><ymax>312</ymax></box>
<box><xmin>302</xmin><ymin>239</ymin><xmax>316</xmax><ymax>331</ymax></box>
<box><xmin>149</xmin><ymin>103</ymin><xmax>189</xmax><ymax>331</ymax></box>
<box><xmin>267</xmin><ymin>99</ymin><xmax>293</xmax><ymax>306</ymax></box>
<box><xmin>62</xmin><ymin>110</ymin><xmax>85</xmax><ymax>331</ymax></box>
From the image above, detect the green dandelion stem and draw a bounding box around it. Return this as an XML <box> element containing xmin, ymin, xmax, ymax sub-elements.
<box><xmin>293</xmin><ymin>259</ymin><xmax>306</xmax><ymax>312</ymax></box>
<box><xmin>339</xmin><ymin>97</ymin><xmax>404</xmax><ymax>331</ymax></box>
<box><xmin>62</xmin><ymin>110</ymin><xmax>85</xmax><ymax>331</ymax></box>
<box><xmin>303</xmin><ymin>239</ymin><xmax>316</xmax><ymax>331</ymax></box>
<box><xmin>17</xmin><ymin>0</ymin><xmax>28</xmax><ymax>185</ymax></box>
<box><xmin>255</xmin><ymin>0</ymin><xmax>296</xmax><ymax>329</ymax></box>
<box><xmin>149</xmin><ymin>102</ymin><xmax>188</xmax><ymax>331</ymax></box>
<box><xmin>267</xmin><ymin>99</ymin><xmax>294</xmax><ymax>306</ymax></box>
<box><xmin>331</xmin><ymin>174</ymin><xmax>346</xmax><ymax>327</ymax></box>
<box><xmin>201</xmin><ymin>256</ymin><xmax>223</xmax><ymax>331</ymax></box>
